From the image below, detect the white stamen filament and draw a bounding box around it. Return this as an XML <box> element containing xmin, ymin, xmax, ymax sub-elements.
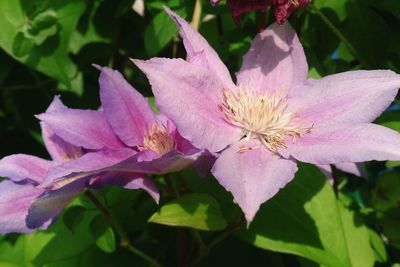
<box><xmin>219</xmin><ymin>87</ymin><xmax>312</xmax><ymax>153</ymax></box>
<box><xmin>139</xmin><ymin>124</ymin><xmax>175</xmax><ymax>155</ymax></box>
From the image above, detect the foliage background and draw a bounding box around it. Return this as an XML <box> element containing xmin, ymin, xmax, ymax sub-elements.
<box><xmin>0</xmin><ymin>0</ymin><xmax>399</xmax><ymax>266</ymax></box>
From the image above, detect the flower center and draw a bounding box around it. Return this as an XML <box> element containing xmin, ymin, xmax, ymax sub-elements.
<box><xmin>139</xmin><ymin>124</ymin><xmax>176</xmax><ymax>155</ymax></box>
<box><xmin>219</xmin><ymin>87</ymin><xmax>312</xmax><ymax>153</ymax></box>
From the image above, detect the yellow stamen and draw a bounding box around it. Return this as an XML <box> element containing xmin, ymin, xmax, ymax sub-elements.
<box><xmin>219</xmin><ymin>87</ymin><xmax>312</xmax><ymax>153</ymax></box>
<box><xmin>139</xmin><ymin>124</ymin><xmax>175</xmax><ymax>155</ymax></box>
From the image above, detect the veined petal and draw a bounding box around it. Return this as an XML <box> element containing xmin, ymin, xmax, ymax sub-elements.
<box><xmin>236</xmin><ymin>22</ymin><xmax>307</xmax><ymax>94</ymax></box>
<box><xmin>133</xmin><ymin>58</ymin><xmax>242</xmax><ymax>152</ymax></box>
<box><xmin>289</xmin><ymin>70</ymin><xmax>400</xmax><ymax>128</ymax></box>
<box><xmin>0</xmin><ymin>154</ymin><xmax>52</xmax><ymax>183</ymax></box>
<box><xmin>26</xmin><ymin>178</ymin><xmax>88</xmax><ymax>229</ymax></box>
<box><xmin>98</xmin><ymin>66</ymin><xmax>157</xmax><ymax>147</ymax></box>
<box><xmin>281</xmin><ymin>123</ymin><xmax>400</xmax><ymax>165</ymax></box>
<box><xmin>41</xmin><ymin>123</ymin><xmax>82</xmax><ymax>162</ymax></box>
<box><xmin>212</xmin><ymin>139</ymin><xmax>298</xmax><ymax>223</ymax></box>
<box><xmin>164</xmin><ymin>7</ymin><xmax>236</xmax><ymax>89</ymax></box>
<box><xmin>42</xmin><ymin>148</ymin><xmax>136</xmax><ymax>188</ymax></box>
<box><xmin>37</xmin><ymin>109</ymin><xmax>124</xmax><ymax>150</ymax></box>
<box><xmin>40</xmin><ymin>96</ymin><xmax>82</xmax><ymax>161</ymax></box>
<box><xmin>0</xmin><ymin>180</ymin><xmax>46</xmax><ymax>233</ymax></box>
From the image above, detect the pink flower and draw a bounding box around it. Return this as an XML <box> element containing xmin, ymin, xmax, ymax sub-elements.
<box><xmin>133</xmin><ymin>9</ymin><xmax>400</xmax><ymax>222</ymax></box>
<box><xmin>0</xmin><ymin>97</ymin><xmax>157</xmax><ymax>233</ymax></box>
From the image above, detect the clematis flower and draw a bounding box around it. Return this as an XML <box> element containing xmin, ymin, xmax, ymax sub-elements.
<box><xmin>0</xmin><ymin>97</ymin><xmax>158</xmax><ymax>233</ymax></box>
<box><xmin>94</xmin><ymin>65</ymin><xmax>214</xmax><ymax>175</ymax></box>
<box><xmin>133</xmin><ymin>9</ymin><xmax>400</xmax><ymax>222</ymax></box>
<box><xmin>211</xmin><ymin>0</ymin><xmax>309</xmax><ymax>24</ymax></box>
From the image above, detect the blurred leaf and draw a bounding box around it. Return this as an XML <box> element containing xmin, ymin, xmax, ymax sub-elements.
<box><xmin>90</xmin><ymin>215</ymin><xmax>116</xmax><ymax>254</ymax></box>
<box><xmin>313</xmin><ymin>0</ymin><xmax>347</xmax><ymax>21</ymax></box>
<box><xmin>343</xmin><ymin>1</ymin><xmax>391</xmax><ymax>67</ymax></box>
<box><xmin>236</xmin><ymin>164</ymin><xmax>375</xmax><ymax>267</ymax></box>
<box><xmin>149</xmin><ymin>193</ymin><xmax>227</xmax><ymax>231</ymax></box>
<box><xmin>368</xmin><ymin>229</ymin><xmax>387</xmax><ymax>263</ymax></box>
<box><xmin>12</xmin><ymin>32</ymin><xmax>34</xmax><ymax>57</ymax></box>
<box><xmin>387</xmin><ymin>160</ymin><xmax>400</xmax><ymax>168</ymax></box>
<box><xmin>0</xmin><ymin>0</ymin><xmax>86</xmax><ymax>91</ymax></box>
<box><xmin>0</xmin><ymin>232</ymin><xmax>53</xmax><ymax>267</ymax></box>
<box><xmin>63</xmin><ymin>205</ymin><xmax>85</xmax><ymax>231</ymax></box>
<box><xmin>34</xmin><ymin>213</ymin><xmax>96</xmax><ymax>265</ymax></box>
<box><xmin>144</xmin><ymin>11</ymin><xmax>177</xmax><ymax>56</ymax></box>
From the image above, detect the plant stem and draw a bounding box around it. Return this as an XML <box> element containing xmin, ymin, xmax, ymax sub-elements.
<box><xmin>191</xmin><ymin>0</ymin><xmax>202</xmax><ymax>31</ymax></box>
<box><xmin>309</xmin><ymin>4</ymin><xmax>367</xmax><ymax>67</ymax></box>
<box><xmin>191</xmin><ymin>213</ymin><xmax>242</xmax><ymax>266</ymax></box>
<box><xmin>85</xmin><ymin>191</ymin><xmax>163</xmax><ymax>267</ymax></box>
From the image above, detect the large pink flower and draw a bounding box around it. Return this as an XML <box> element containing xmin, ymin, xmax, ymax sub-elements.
<box><xmin>133</xmin><ymin>9</ymin><xmax>400</xmax><ymax>222</ymax></box>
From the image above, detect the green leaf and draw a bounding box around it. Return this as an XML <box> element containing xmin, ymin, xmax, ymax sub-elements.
<box><xmin>0</xmin><ymin>0</ymin><xmax>86</xmax><ymax>91</ymax></box>
<box><xmin>144</xmin><ymin>11</ymin><xmax>178</xmax><ymax>56</ymax></box>
<box><xmin>236</xmin><ymin>164</ymin><xmax>375</xmax><ymax>267</ymax></box>
<box><xmin>63</xmin><ymin>205</ymin><xmax>85</xmax><ymax>231</ymax></box>
<box><xmin>95</xmin><ymin>227</ymin><xmax>116</xmax><ymax>254</ymax></box>
<box><xmin>90</xmin><ymin>215</ymin><xmax>116</xmax><ymax>254</ymax></box>
<box><xmin>149</xmin><ymin>193</ymin><xmax>227</xmax><ymax>231</ymax></box>
<box><xmin>33</xmin><ymin>214</ymin><xmax>96</xmax><ymax>265</ymax></box>
<box><xmin>12</xmin><ymin>32</ymin><xmax>34</xmax><ymax>57</ymax></box>
<box><xmin>386</xmin><ymin>161</ymin><xmax>400</xmax><ymax>168</ymax></box>
<box><xmin>368</xmin><ymin>229</ymin><xmax>387</xmax><ymax>263</ymax></box>
<box><xmin>0</xmin><ymin>232</ymin><xmax>54</xmax><ymax>267</ymax></box>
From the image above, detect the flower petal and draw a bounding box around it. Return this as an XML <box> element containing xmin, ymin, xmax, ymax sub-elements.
<box><xmin>0</xmin><ymin>180</ymin><xmax>46</xmax><ymax>233</ymax></box>
<box><xmin>236</xmin><ymin>22</ymin><xmax>307</xmax><ymax>93</ymax></box>
<box><xmin>97</xmin><ymin>172</ymin><xmax>160</xmax><ymax>203</ymax></box>
<box><xmin>37</xmin><ymin>109</ymin><xmax>124</xmax><ymax>150</ymax></box>
<box><xmin>0</xmin><ymin>154</ymin><xmax>52</xmax><ymax>183</ymax></box>
<box><xmin>133</xmin><ymin>58</ymin><xmax>242</xmax><ymax>152</ymax></box>
<box><xmin>317</xmin><ymin>163</ymin><xmax>362</xmax><ymax>185</ymax></box>
<box><xmin>40</xmin><ymin>96</ymin><xmax>82</xmax><ymax>162</ymax></box>
<box><xmin>281</xmin><ymin>123</ymin><xmax>400</xmax><ymax>164</ymax></box>
<box><xmin>42</xmin><ymin>148</ymin><xmax>137</xmax><ymax>187</ymax></box>
<box><xmin>212</xmin><ymin>139</ymin><xmax>298</xmax><ymax>222</ymax></box>
<box><xmin>111</xmin><ymin>150</ymin><xmax>200</xmax><ymax>175</ymax></box>
<box><xmin>98</xmin><ymin>66</ymin><xmax>156</xmax><ymax>147</ymax></box>
<box><xmin>164</xmin><ymin>7</ymin><xmax>235</xmax><ymax>89</ymax></box>
<box><xmin>289</xmin><ymin>70</ymin><xmax>400</xmax><ymax>128</ymax></box>
<box><xmin>26</xmin><ymin>178</ymin><xmax>88</xmax><ymax>229</ymax></box>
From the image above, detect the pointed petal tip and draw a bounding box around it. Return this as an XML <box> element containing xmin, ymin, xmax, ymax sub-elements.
<box><xmin>92</xmin><ymin>63</ymin><xmax>102</xmax><ymax>71</ymax></box>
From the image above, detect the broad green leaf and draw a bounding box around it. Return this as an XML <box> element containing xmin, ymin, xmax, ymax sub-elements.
<box><xmin>149</xmin><ymin>193</ymin><xmax>227</xmax><ymax>231</ymax></box>
<box><xmin>313</xmin><ymin>0</ymin><xmax>347</xmax><ymax>21</ymax></box>
<box><xmin>33</xmin><ymin>213</ymin><xmax>96</xmax><ymax>265</ymax></box>
<box><xmin>0</xmin><ymin>0</ymin><xmax>85</xmax><ymax>91</ymax></box>
<box><xmin>95</xmin><ymin>227</ymin><xmax>116</xmax><ymax>254</ymax></box>
<box><xmin>144</xmin><ymin>11</ymin><xmax>178</xmax><ymax>56</ymax></box>
<box><xmin>368</xmin><ymin>229</ymin><xmax>387</xmax><ymax>263</ymax></box>
<box><xmin>90</xmin><ymin>215</ymin><xmax>116</xmax><ymax>254</ymax></box>
<box><xmin>63</xmin><ymin>205</ymin><xmax>85</xmax><ymax>231</ymax></box>
<box><xmin>236</xmin><ymin>164</ymin><xmax>375</xmax><ymax>267</ymax></box>
<box><xmin>0</xmin><ymin>232</ymin><xmax>54</xmax><ymax>267</ymax></box>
